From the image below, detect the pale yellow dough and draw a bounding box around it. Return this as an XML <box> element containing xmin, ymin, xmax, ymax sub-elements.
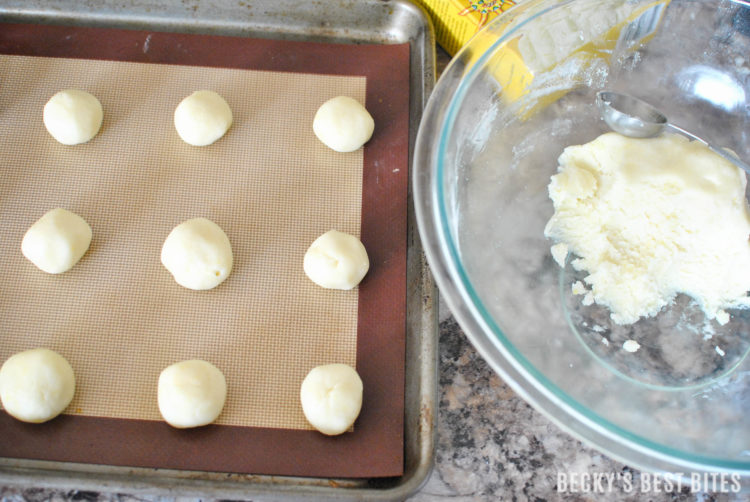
<box><xmin>174</xmin><ymin>90</ymin><xmax>233</xmax><ymax>146</ymax></box>
<box><xmin>545</xmin><ymin>132</ymin><xmax>750</xmax><ymax>325</ymax></box>
<box><xmin>300</xmin><ymin>363</ymin><xmax>363</xmax><ymax>435</ymax></box>
<box><xmin>303</xmin><ymin>230</ymin><xmax>369</xmax><ymax>290</ymax></box>
<box><xmin>43</xmin><ymin>89</ymin><xmax>104</xmax><ymax>145</ymax></box>
<box><xmin>0</xmin><ymin>348</ymin><xmax>76</xmax><ymax>423</ymax></box>
<box><xmin>161</xmin><ymin>217</ymin><xmax>233</xmax><ymax>290</ymax></box>
<box><xmin>21</xmin><ymin>208</ymin><xmax>93</xmax><ymax>274</ymax></box>
<box><xmin>313</xmin><ymin>96</ymin><xmax>374</xmax><ymax>152</ymax></box>
<box><xmin>157</xmin><ymin>359</ymin><xmax>227</xmax><ymax>429</ymax></box>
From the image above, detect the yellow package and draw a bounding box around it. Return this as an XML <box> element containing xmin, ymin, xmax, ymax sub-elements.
<box><xmin>412</xmin><ymin>0</ymin><xmax>521</xmax><ymax>55</ymax></box>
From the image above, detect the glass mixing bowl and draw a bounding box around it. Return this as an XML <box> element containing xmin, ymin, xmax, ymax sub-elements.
<box><xmin>414</xmin><ymin>0</ymin><xmax>750</xmax><ymax>483</ymax></box>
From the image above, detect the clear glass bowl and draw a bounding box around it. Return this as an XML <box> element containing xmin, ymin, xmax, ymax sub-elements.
<box><xmin>414</xmin><ymin>0</ymin><xmax>750</xmax><ymax>482</ymax></box>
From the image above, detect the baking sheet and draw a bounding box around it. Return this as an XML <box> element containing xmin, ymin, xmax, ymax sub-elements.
<box><xmin>0</xmin><ymin>22</ymin><xmax>408</xmax><ymax>479</ymax></box>
<box><xmin>0</xmin><ymin>0</ymin><xmax>437</xmax><ymax>499</ymax></box>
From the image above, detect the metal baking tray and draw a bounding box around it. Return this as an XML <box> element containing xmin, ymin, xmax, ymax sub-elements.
<box><xmin>0</xmin><ymin>0</ymin><xmax>437</xmax><ymax>500</ymax></box>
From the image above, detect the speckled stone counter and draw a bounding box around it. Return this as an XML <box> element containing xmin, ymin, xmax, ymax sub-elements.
<box><xmin>409</xmin><ymin>310</ymin><xmax>744</xmax><ymax>502</ymax></box>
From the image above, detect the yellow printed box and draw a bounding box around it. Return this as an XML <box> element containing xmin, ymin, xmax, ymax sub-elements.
<box><xmin>412</xmin><ymin>0</ymin><xmax>521</xmax><ymax>55</ymax></box>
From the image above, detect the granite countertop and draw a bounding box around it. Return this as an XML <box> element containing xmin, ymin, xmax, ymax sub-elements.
<box><xmin>409</xmin><ymin>307</ymin><xmax>742</xmax><ymax>502</ymax></box>
<box><xmin>1</xmin><ymin>41</ymin><xmax>746</xmax><ymax>502</ymax></box>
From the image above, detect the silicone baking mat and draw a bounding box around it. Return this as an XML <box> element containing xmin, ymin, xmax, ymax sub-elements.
<box><xmin>0</xmin><ymin>23</ymin><xmax>409</xmax><ymax>478</ymax></box>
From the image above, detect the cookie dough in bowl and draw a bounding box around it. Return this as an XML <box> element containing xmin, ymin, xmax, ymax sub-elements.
<box><xmin>0</xmin><ymin>348</ymin><xmax>76</xmax><ymax>423</ymax></box>
<box><xmin>544</xmin><ymin>132</ymin><xmax>750</xmax><ymax>326</ymax></box>
<box><xmin>43</xmin><ymin>89</ymin><xmax>104</xmax><ymax>145</ymax></box>
<box><xmin>161</xmin><ymin>217</ymin><xmax>233</xmax><ymax>290</ymax></box>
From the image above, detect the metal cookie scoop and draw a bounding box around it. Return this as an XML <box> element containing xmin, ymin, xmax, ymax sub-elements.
<box><xmin>596</xmin><ymin>90</ymin><xmax>750</xmax><ymax>174</ymax></box>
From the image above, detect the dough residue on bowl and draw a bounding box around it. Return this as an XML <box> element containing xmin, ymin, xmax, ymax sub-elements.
<box><xmin>544</xmin><ymin>132</ymin><xmax>750</xmax><ymax>325</ymax></box>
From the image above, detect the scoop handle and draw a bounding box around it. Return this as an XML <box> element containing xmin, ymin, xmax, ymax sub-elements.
<box><xmin>665</xmin><ymin>123</ymin><xmax>750</xmax><ymax>175</ymax></box>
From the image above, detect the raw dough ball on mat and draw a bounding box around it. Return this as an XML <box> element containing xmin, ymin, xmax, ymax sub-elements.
<box><xmin>312</xmin><ymin>96</ymin><xmax>374</xmax><ymax>152</ymax></box>
<box><xmin>303</xmin><ymin>229</ymin><xmax>369</xmax><ymax>290</ymax></box>
<box><xmin>0</xmin><ymin>348</ymin><xmax>76</xmax><ymax>423</ymax></box>
<box><xmin>161</xmin><ymin>217</ymin><xmax>233</xmax><ymax>290</ymax></box>
<box><xmin>21</xmin><ymin>208</ymin><xmax>93</xmax><ymax>274</ymax></box>
<box><xmin>300</xmin><ymin>363</ymin><xmax>363</xmax><ymax>436</ymax></box>
<box><xmin>43</xmin><ymin>89</ymin><xmax>103</xmax><ymax>145</ymax></box>
<box><xmin>158</xmin><ymin>359</ymin><xmax>227</xmax><ymax>429</ymax></box>
<box><xmin>174</xmin><ymin>90</ymin><xmax>233</xmax><ymax>146</ymax></box>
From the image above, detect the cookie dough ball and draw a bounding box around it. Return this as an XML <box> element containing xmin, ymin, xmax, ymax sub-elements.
<box><xmin>304</xmin><ymin>230</ymin><xmax>369</xmax><ymax>290</ymax></box>
<box><xmin>300</xmin><ymin>363</ymin><xmax>363</xmax><ymax>436</ymax></box>
<box><xmin>174</xmin><ymin>90</ymin><xmax>233</xmax><ymax>146</ymax></box>
<box><xmin>21</xmin><ymin>208</ymin><xmax>93</xmax><ymax>274</ymax></box>
<box><xmin>157</xmin><ymin>359</ymin><xmax>227</xmax><ymax>428</ymax></box>
<box><xmin>313</xmin><ymin>96</ymin><xmax>374</xmax><ymax>152</ymax></box>
<box><xmin>43</xmin><ymin>89</ymin><xmax>103</xmax><ymax>145</ymax></box>
<box><xmin>0</xmin><ymin>348</ymin><xmax>76</xmax><ymax>423</ymax></box>
<box><xmin>161</xmin><ymin>217</ymin><xmax>233</xmax><ymax>290</ymax></box>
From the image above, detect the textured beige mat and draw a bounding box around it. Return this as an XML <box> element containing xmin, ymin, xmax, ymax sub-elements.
<box><xmin>0</xmin><ymin>54</ymin><xmax>365</xmax><ymax>430</ymax></box>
